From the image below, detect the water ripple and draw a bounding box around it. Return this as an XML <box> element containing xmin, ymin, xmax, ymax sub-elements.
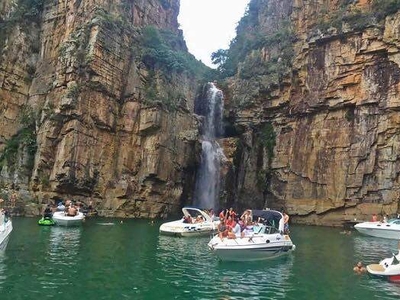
<box><xmin>156</xmin><ymin>236</ymin><xmax>294</xmax><ymax>299</ymax></box>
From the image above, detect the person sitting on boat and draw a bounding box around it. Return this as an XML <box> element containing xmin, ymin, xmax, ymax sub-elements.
<box><xmin>228</xmin><ymin>207</ymin><xmax>237</xmax><ymax>220</ymax></box>
<box><xmin>371</xmin><ymin>213</ymin><xmax>378</xmax><ymax>222</ymax></box>
<box><xmin>227</xmin><ymin>221</ymin><xmax>242</xmax><ymax>239</ymax></box>
<box><xmin>67</xmin><ymin>204</ymin><xmax>78</xmax><ymax>217</ymax></box>
<box><xmin>182</xmin><ymin>215</ymin><xmax>192</xmax><ymax>223</ymax></box>
<box><xmin>194</xmin><ymin>215</ymin><xmax>204</xmax><ymax>223</ymax></box>
<box><xmin>225</xmin><ymin>215</ymin><xmax>235</xmax><ymax>229</ymax></box>
<box><xmin>43</xmin><ymin>204</ymin><xmax>53</xmax><ymax>219</ymax></box>
<box><xmin>240</xmin><ymin>209</ymin><xmax>253</xmax><ymax>226</ymax></box>
<box><xmin>353</xmin><ymin>261</ymin><xmax>367</xmax><ymax>274</ymax></box>
<box><xmin>56</xmin><ymin>202</ymin><xmax>65</xmax><ymax>211</ymax></box>
<box><xmin>218</xmin><ymin>219</ymin><xmax>228</xmax><ymax>240</ymax></box>
<box><xmin>219</xmin><ymin>209</ymin><xmax>228</xmax><ymax>220</ymax></box>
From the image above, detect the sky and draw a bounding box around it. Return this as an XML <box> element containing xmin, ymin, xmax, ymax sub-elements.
<box><xmin>178</xmin><ymin>0</ymin><xmax>250</xmax><ymax>68</ymax></box>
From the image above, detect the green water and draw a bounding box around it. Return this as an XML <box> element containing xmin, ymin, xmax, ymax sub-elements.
<box><xmin>1</xmin><ymin>217</ymin><xmax>400</xmax><ymax>300</ymax></box>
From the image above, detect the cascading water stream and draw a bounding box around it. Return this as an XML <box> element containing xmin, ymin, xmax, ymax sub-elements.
<box><xmin>194</xmin><ymin>82</ymin><xmax>225</xmax><ymax>210</ymax></box>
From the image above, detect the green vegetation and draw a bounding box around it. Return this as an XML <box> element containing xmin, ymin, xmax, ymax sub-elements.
<box><xmin>0</xmin><ymin>0</ymin><xmax>44</xmax><ymax>63</ymax></box>
<box><xmin>316</xmin><ymin>0</ymin><xmax>400</xmax><ymax>34</ymax></box>
<box><xmin>93</xmin><ymin>7</ymin><xmax>128</xmax><ymax>32</ymax></box>
<box><xmin>139</xmin><ymin>26</ymin><xmax>209</xmax><ymax>111</ymax></box>
<box><xmin>0</xmin><ymin>105</ymin><xmax>37</xmax><ymax>172</ymax></box>
<box><xmin>211</xmin><ymin>0</ymin><xmax>295</xmax><ymax>82</ymax></box>
<box><xmin>372</xmin><ymin>0</ymin><xmax>400</xmax><ymax>21</ymax></box>
<box><xmin>140</xmin><ymin>26</ymin><xmax>208</xmax><ymax>77</ymax></box>
<box><xmin>142</xmin><ymin>70</ymin><xmax>186</xmax><ymax>111</ymax></box>
<box><xmin>259</xmin><ymin>123</ymin><xmax>276</xmax><ymax>159</ymax></box>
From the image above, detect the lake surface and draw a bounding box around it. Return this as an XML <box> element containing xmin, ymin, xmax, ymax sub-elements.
<box><xmin>1</xmin><ymin>217</ymin><xmax>400</xmax><ymax>300</ymax></box>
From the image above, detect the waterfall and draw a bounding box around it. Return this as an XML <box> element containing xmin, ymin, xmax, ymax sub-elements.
<box><xmin>194</xmin><ymin>82</ymin><xmax>224</xmax><ymax>210</ymax></box>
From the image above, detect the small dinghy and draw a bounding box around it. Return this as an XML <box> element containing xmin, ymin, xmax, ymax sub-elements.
<box><xmin>52</xmin><ymin>211</ymin><xmax>85</xmax><ymax>226</ymax></box>
<box><xmin>367</xmin><ymin>250</ymin><xmax>400</xmax><ymax>282</ymax></box>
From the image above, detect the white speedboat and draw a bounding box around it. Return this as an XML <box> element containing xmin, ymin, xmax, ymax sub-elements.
<box><xmin>354</xmin><ymin>218</ymin><xmax>400</xmax><ymax>239</ymax></box>
<box><xmin>159</xmin><ymin>207</ymin><xmax>219</xmax><ymax>237</ymax></box>
<box><xmin>208</xmin><ymin>209</ymin><xmax>296</xmax><ymax>261</ymax></box>
<box><xmin>0</xmin><ymin>211</ymin><xmax>12</xmax><ymax>251</ymax></box>
<box><xmin>367</xmin><ymin>250</ymin><xmax>400</xmax><ymax>282</ymax></box>
<box><xmin>52</xmin><ymin>211</ymin><xmax>85</xmax><ymax>226</ymax></box>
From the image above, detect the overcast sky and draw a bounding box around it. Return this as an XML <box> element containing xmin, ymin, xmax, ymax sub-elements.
<box><xmin>178</xmin><ymin>0</ymin><xmax>250</xmax><ymax>68</ymax></box>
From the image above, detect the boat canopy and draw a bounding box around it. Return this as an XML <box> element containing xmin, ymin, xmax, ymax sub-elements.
<box><xmin>251</xmin><ymin>210</ymin><xmax>284</xmax><ymax>232</ymax></box>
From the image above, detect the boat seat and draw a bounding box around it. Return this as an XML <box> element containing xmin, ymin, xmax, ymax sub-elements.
<box><xmin>368</xmin><ymin>264</ymin><xmax>385</xmax><ymax>272</ymax></box>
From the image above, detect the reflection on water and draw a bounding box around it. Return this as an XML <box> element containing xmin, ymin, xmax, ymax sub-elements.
<box><xmin>0</xmin><ymin>252</ymin><xmax>7</xmax><ymax>287</ymax></box>
<box><xmin>156</xmin><ymin>235</ymin><xmax>294</xmax><ymax>299</ymax></box>
<box><xmin>40</xmin><ymin>227</ymin><xmax>82</xmax><ymax>292</ymax></box>
<box><xmin>4</xmin><ymin>219</ymin><xmax>400</xmax><ymax>300</ymax></box>
<box><xmin>48</xmin><ymin>226</ymin><xmax>82</xmax><ymax>259</ymax></box>
<box><xmin>353</xmin><ymin>235</ymin><xmax>399</xmax><ymax>263</ymax></box>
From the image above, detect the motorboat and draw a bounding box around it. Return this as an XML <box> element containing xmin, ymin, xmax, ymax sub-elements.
<box><xmin>208</xmin><ymin>209</ymin><xmax>296</xmax><ymax>261</ymax></box>
<box><xmin>52</xmin><ymin>211</ymin><xmax>85</xmax><ymax>226</ymax></box>
<box><xmin>0</xmin><ymin>210</ymin><xmax>12</xmax><ymax>251</ymax></box>
<box><xmin>159</xmin><ymin>207</ymin><xmax>219</xmax><ymax>237</ymax></box>
<box><xmin>354</xmin><ymin>218</ymin><xmax>400</xmax><ymax>239</ymax></box>
<box><xmin>367</xmin><ymin>250</ymin><xmax>400</xmax><ymax>282</ymax></box>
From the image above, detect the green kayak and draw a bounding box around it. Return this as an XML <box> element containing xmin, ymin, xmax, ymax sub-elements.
<box><xmin>38</xmin><ymin>217</ymin><xmax>55</xmax><ymax>226</ymax></box>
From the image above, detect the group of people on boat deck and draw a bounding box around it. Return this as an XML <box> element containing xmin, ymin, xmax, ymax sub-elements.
<box><xmin>216</xmin><ymin>208</ymin><xmax>290</xmax><ymax>240</ymax></box>
<box><xmin>42</xmin><ymin>199</ymin><xmax>83</xmax><ymax>218</ymax></box>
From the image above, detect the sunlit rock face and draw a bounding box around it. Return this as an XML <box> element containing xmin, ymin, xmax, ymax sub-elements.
<box><xmin>0</xmin><ymin>0</ymin><xmax>203</xmax><ymax>218</ymax></box>
<box><xmin>224</xmin><ymin>0</ymin><xmax>400</xmax><ymax>225</ymax></box>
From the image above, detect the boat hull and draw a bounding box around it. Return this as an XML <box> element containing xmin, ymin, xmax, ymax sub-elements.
<box><xmin>53</xmin><ymin>212</ymin><xmax>85</xmax><ymax>226</ymax></box>
<box><xmin>0</xmin><ymin>220</ymin><xmax>13</xmax><ymax>251</ymax></box>
<box><xmin>208</xmin><ymin>234</ymin><xmax>295</xmax><ymax>262</ymax></box>
<box><xmin>159</xmin><ymin>207</ymin><xmax>219</xmax><ymax>237</ymax></box>
<box><xmin>367</xmin><ymin>252</ymin><xmax>400</xmax><ymax>282</ymax></box>
<box><xmin>159</xmin><ymin>221</ymin><xmax>218</xmax><ymax>237</ymax></box>
<box><xmin>354</xmin><ymin>222</ymin><xmax>400</xmax><ymax>239</ymax></box>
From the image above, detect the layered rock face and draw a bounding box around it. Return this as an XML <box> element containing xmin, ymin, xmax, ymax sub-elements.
<box><xmin>224</xmin><ymin>0</ymin><xmax>400</xmax><ymax>225</ymax></box>
<box><xmin>0</xmin><ymin>0</ymin><xmax>203</xmax><ymax>217</ymax></box>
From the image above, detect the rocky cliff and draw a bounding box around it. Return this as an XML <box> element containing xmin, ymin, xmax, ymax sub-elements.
<box><xmin>220</xmin><ymin>0</ymin><xmax>400</xmax><ymax>225</ymax></box>
<box><xmin>0</xmin><ymin>0</ymin><xmax>207</xmax><ymax>217</ymax></box>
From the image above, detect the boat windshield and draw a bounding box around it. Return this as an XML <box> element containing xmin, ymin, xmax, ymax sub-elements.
<box><xmin>388</xmin><ymin>219</ymin><xmax>400</xmax><ymax>225</ymax></box>
<box><xmin>252</xmin><ymin>210</ymin><xmax>282</xmax><ymax>227</ymax></box>
<box><xmin>182</xmin><ymin>208</ymin><xmax>212</xmax><ymax>222</ymax></box>
<box><xmin>253</xmin><ymin>224</ymin><xmax>281</xmax><ymax>234</ymax></box>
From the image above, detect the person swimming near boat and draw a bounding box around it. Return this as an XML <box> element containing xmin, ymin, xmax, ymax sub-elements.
<box><xmin>353</xmin><ymin>262</ymin><xmax>367</xmax><ymax>274</ymax></box>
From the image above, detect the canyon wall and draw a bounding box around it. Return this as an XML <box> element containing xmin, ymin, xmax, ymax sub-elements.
<box><xmin>221</xmin><ymin>0</ymin><xmax>400</xmax><ymax>225</ymax></box>
<box><xmin>0</xmin><ymin>0</ymin><xmax>205</xmax><ymax>217</ymax></box>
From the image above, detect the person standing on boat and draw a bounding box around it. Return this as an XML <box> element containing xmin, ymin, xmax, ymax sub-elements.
<box><xmin>282</xmin><ymin>211</ymin><xmax>290</xmax><ymax>234</ymax></box>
